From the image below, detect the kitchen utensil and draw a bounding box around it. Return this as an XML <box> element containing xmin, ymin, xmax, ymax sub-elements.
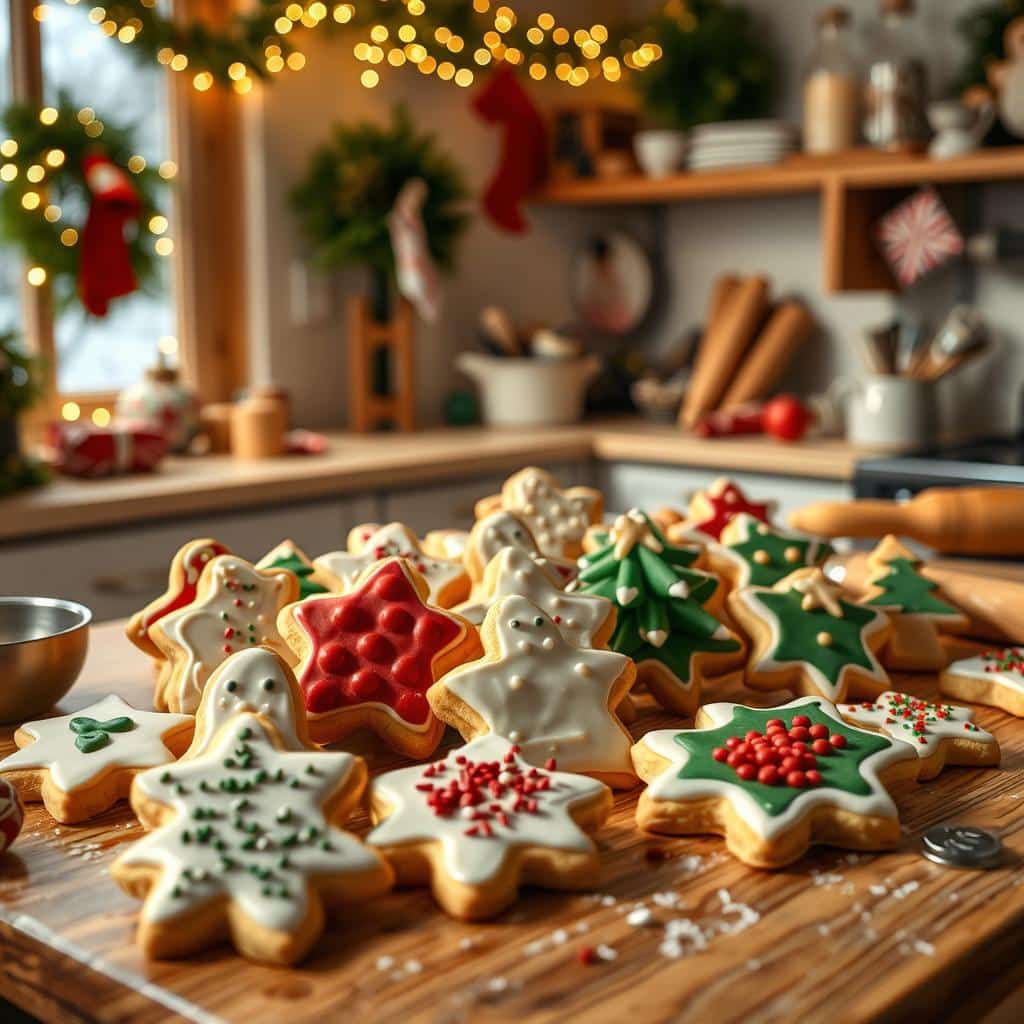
<box><xmin>456</xmin><ymin>352</ymin><xmax>600</xmax><ymax>427</ymax></box>
<box><xmin>927</xmin><ymin>98</ymin><xmax>995</xmax><ymax>159</ymax></box>
<box><xmin>792</xmin><ymin>486</ymin><xmax>1024</xmax><ymax>556</ymax></box>
<box><xmin>633</xmin><ymin>129</ymin><xmax>687</xmax><ymax>178</ymax></box>
<box><xmin>0</xmin><ymin>597</ymin><xmax>91</xmax><ymax>723</ymax></box>
<box><xmin>921</xmin><ymin>826</ymin><xmax>1003</xmax><ymax>870</ymax></box>
<box><xmin>913</xmin><ymin>305</ymin><xmax>991</xmax><ymax>381</ymax></box>
<box><xmin>841</xmin><ymin>374</ymin><xmax>935</xmax><ymax>448</ymax></box>
<box><xmin>859</xmin><ymin>322</ymin><xmax>898</xmax><ymax>374</ymax></box>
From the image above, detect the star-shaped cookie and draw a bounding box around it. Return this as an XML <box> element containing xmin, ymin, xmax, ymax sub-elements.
<box><xmin>151</xmin><ymin>554</ymin><xmax>298</xmax><ymax>714</ymax></box>
<box><xmin>367</xmin><ymin>734</ymin><xmax>611</xmax><ymax>920</ymax></box>
<box><xmin>473</xmin><ymin>467</ymin><xmax>603</xmax><ymax>559</ymax></box>
<box><xmin>0</xmin><ymin>694</ymin><xmax>193</xmax><ymax>823</ymax></box>
<box><xmin>111</xmin><ymin>648</ymin><xmax>392</xmax><ymax>966</ymax></box>
<box><xmin>428</xmin><ymin>595</ymin><xmax>637</xmax><ymax>788</ymax></box>
<box><xmin>632</xmin><ymin>696</ymin><xmax>919</xmax><ymax>868</ymax></box>
<box><xmin>463</xmin><ymin>510</ymin><xmax>577</xmax><ymax>586</ymax></box>
<box><xmin>314</xmin><ymin>522</ymin><xmax>469</xmax><ymax>608</ymax></box>
<box><xmin>278</xmin><ymin>557</ymin><xmax>481</xmax><ymax>756</ymax></box>
<box><xmin>257</xmin><ymin>539</ymin><xmax>334</xmax><ymax>600</ymax></box>
<box><xmin>682</xmin><ymin>477</ymin><xmax>775</xmax><ymax>541</ymax></box>
<box><xmin>838</xmin><ymin>691</ymin><xmax>999</xmax><ymax>780</ymax></box>
<box><xmin>941</xmin><ymin>648</ymin><xmax>1024</xmax><ymax>717</ymax></box>
<box><xmin>728</xmin><ymin>567</ymin><xmax>892</xmax><ymax>703</ymax></box>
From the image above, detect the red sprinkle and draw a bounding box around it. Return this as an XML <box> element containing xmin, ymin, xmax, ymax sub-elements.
<box><xmin>578</xmin><ymin>946</ymin><xmax>598</xmax><ymax>965</ymax></box>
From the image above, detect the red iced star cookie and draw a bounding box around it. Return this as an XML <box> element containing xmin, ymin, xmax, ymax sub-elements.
<box><xmin>682</xmin><ymin>478</ymin><xmax>775</xmax><ymax>542</ymax></box>
<box><xmin>278</xmin><ymin>557</ymin><xmax>481</xmax><ymax>757</ymax></box>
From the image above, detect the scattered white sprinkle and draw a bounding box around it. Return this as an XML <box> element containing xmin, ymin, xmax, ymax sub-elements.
<box><xmin>459</xmin><ymin>937</ymin><xmax>477</xmax><ymax>950</ymax></box>
<box><xmin>860</xmin><ymin>912</ymin><xmax>872</xmax><ymax>923</ymax></box>
<box><xmin>948</xmin><ymin>892</ymin><xmax>959</xmax><ymax>903</ymax></box>
<box><xmin>596</xmin><ymin>944</ymin><xmax>617</xmax><ymax>962</ymax></box>
<box><xmin>812</xmin><ymin>872</ymin><xmax>844</xmax><ymax>888</ymax></box>
<box><xmin>892</xmin><ymin>881</ymin><xmax>920</xmax><ymax>900</ymax></box>
<box><xmin>599</xmin><ymin>895</ymin><xmax>616</xmax><ymax>907</ymax></box>
<box><xmin>660</xmin><ymin>919</ymin><xmax>707</xmax><ymax>958</ymax></box>
<box><xmin>747</xmin><ymin>958</ymin><xmax>762</xmax><ymax>972</ymax></box>
<box><xmin>488</xmin><ymin>977</ymin><xmax>509</xmax><ymax>992</ymax></box>
<box><xmin>818</xmin><ymin>924</ymin><xmax>831</xmax><ymax>936</ymax></box>
<box><xmin>852</xmin><ymin>903</ymin><xmax>864</xmax><ymax>914</ymax></box>
<box><xmin>53</xmin><ymin>828</ymin><xmax>61</xmax><ymax>836</ymax></box>
<box><xmin>869</xmin><ymin>884</ymin><xmax>887</xmax><ymax>896</ymax></box>
<box><xmin>523</xmin><ymin>940</ymin><xmax>546</xmax><ymax>957</ymax></box>
<box><xmin>574</xmin><ymin>921</ymin><xmax>590</xmax><ymax>933</ymax></box>
<box><xmin>405</xmin><ymin>959</ymin><xmax>422</xmax><ymax>974</ymax></box>
<box><xmin>626</xmin><ymin>907</ymin><xmax>654</xmax><ymax>928</ymax></box>
<box><xmin>844</xmin><ymin>853</ymin><xmax>861</xmax><ymax>864</ymax></box>
<box><xmin>550</xmin><ymin>929</ymin><xmax>568</xmax><ymax>945</ymax></box>
<box><xmin>376</xmin><ymin>956</ymin><xmax>394</xmax><ymax>971</ymax></box>
<box><xmin>840</xmin><ymin>882</ymin><xmax>856</xmax><ymax>896</ymax></box>
<box><xmin>913</xmin><ymin>939</ymin><xmax>935</xmax><ymax>956</ymax></box>
<box><xmin>652</xmin><ymin>891</ymin><xmax>682</xmax><ymax>909</ymax></box>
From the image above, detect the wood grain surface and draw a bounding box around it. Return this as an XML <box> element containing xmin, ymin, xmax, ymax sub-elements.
<box><xmin>0</xmin><ymin>621</ymin><xmax>1021</xmax><ymax>1024</ymax></box>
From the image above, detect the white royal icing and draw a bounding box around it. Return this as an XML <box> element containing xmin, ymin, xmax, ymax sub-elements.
<box><xmin>157</xmin><ymin>556</ymin><xmax>294</xmax><ymax>714</ymax></box>
<box><xmin>367</xmin><ymin>734</ymin><xmax>606</xmax><ymax>886</ymax></box>
<box><xmin>115</xmin><ymin>649</ymin><xmax>381</xmax><ymax>933</ymax></box>
<box><xmin>440</xmin><ymin>595</ymin><xmax>633</xmax><ymax>778</ymax></box>
<box><xmin>946</xmin><ymin>650</ymin><xmax>1024</xmax><ymax>695</ymax></box>
<box><xmin>456</xmin><ymin>546</ymin><xmax>612</xmax><ymax>648</ymax></box>
<box><xmin>0</xmin><ymin>695</ymin><xmax>191</xmax><ymax>793</ymax></box>
<box><xmin>503</xmin><ymin>469</ymin><xmax>599</xmax><ymax>557</ymax></box>
<box><xmin>637</xmin><ymin>696</ymin><xmax>917</xmax><ymax>840</ymax></box>
<box><xmin>314</xmin><ymin>522</ymin><xmax>465</xmax><ymax>604</ymax></box>
<box><xmin>838</xmin><ymin>691</ymin><xmax>995</xmax><ymax>759</ymax></box>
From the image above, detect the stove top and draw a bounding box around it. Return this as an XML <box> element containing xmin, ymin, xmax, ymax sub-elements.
<box><xmin>854</xmin><ymin>435</ymin><xmax>1024</xmax><ymax>498</ymax></box>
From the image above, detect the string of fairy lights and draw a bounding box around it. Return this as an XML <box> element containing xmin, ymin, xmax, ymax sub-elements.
<box><xmin>40</xmin><ymin>0</ymin><xmax>662</xmax><ymax>94</ymax></box>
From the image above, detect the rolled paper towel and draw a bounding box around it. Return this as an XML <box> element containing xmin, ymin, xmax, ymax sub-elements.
<box><xmin>720</xmin><ymin>301</ymin><xmax>815</xmax><ymax>409</ymax></box>
<box><xmin>680</xmin><ymin>275</ymin><xmax>770</xmax><ymax>429</ymax></box>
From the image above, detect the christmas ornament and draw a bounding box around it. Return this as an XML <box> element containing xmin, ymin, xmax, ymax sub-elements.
<box><xmin>388</xmin><ymin>178</ymin><xmax>442</xmax><ymax>322</ymax></box>
<box><xmin>49</xmin><ymin>422</ymin><xmax>167</xmax><ymax>478</ymax></box>
<box><xmin>875</xmin><ymin>187</ymin><xmax>965</xmax><ymax>288</ymax></box>
<box><xmin>116</xmin><ymin>355</ymin><xmax>199</xmax><ymax>454</ymax></box>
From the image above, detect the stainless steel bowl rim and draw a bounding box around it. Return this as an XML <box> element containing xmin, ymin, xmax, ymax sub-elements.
<box><xmin>0</xmin><ymin>596</ymin><xmax>93</xmax><ymax>647</ymax></box>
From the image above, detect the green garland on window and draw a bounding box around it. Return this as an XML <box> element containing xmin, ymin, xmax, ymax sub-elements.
<box><xmin>0</xmin><ymin>95</ymin><xmax>168</xmax><ymax>313</ymax></box>
<box><xmin>0</xmin><ymin>329</ymin><xmax>48</xmax><ymax>497</ymax></box>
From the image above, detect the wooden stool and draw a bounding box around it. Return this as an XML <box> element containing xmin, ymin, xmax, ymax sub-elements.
<box><xmin>347</xmin><ymin>295</ymin><xmax>415</xmax><ymax>432</ymax></box>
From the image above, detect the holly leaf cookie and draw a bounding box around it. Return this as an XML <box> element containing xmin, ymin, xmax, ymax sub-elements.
<box><xmin>575</xmin><ymin>510</ymin><xmax>743</xmax><ymax>716</ymax></box>
<box><xmin>681</xmin><ymin>477</ymin><xmax>776</xmax><ymax>542</ymax></box>
<box><xmin>126</xmin><ymin>538</ymin><xmax>231</xmax><ymax>660</ymax></box>
<box><xmin>278</xmin><ymin>557</ymin><xmax>481</xmax><ymax>757</ymax></box>
<box><xmin>940</xmin><ymin>648</ymin><xmax>1024</xmax><ymax>718</ymax></box>
<box><xmin>708</xmin><ymin>513</ymin><xmax>832</xmax><ymax>592</ymax></box>
<box><xmin>0</xmin><ymin>695</ymin><xmax>193</xmax><ymax>824</ymax></box>
<box><xmin>463</xmin><ymin>510</ymin><xmax>577</xmax><ymax>587</ymax></box>
<box><xmin>151</xmin><ymin>554</ymin><xmax>298</xmax><ymax>714</ymax></box>
<box><xmin>428</xmin><ymin>595</ymin><xmax>637</xmax><ymax>788</ymax></box>
<box><xmin>111</xmin><ymin>647</ymin><xmax>393</xmax><ymax>966</ymax></box>
<box><xmin>473</xmin><ymin>467</ymin><xmax>603</xmax><ymax>560</ymax></box>
<box><xmin>314</xmin><ymin>521</ymin><xmax>470</xmax><ymax>609</ymax></box>
<box><xmin>858</xmin><ymin>536</ymin><xmax>969</xmax><ymax>672</ymax></box>
<box><xmin>632</xmin><ymin>696</ymin><xmax>919</xmax><ymax>868</ymax></box>
<box><xmin>257</xmin><ymin>539</ymin><xmax>334</xmax><ymax>601</ymax></box>
<box><xmin>729</xmin><ymin>567</ymin><xmax>892</xmax><ymax>703</ymax></box>
<box><xmin>367</xmin><ymin>734</ymin><xmax>611</xmax><ymax>920</ymax></box>
<box><xmin>838</xmin><ymin>692</ymin><xmax>999</xmax><ymax>781</ymax></box>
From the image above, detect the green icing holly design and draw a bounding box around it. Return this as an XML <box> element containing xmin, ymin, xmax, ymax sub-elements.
<box><xmin>755</xmin><ymin>586</ymin><xmax>882</xmax><ymax>690</ymax></box>
<box><xmin>577</xmin><ymin>511</ymin><xmax>738</xmax><ymax>684</ymax></box>
<box><xmin>68</xmin><ymin>715</ymin><xmax>136</xmax><ymax>754</ymax></box>
<box><xmin>262</xmin><ymin>551</ymin><xmax>327</xmax><ymax>600</ymax></box>
<box><xmin>862</xmin><ymin>557</ymin><xmax>958</xmax><ymax>617</ymax></box>
<box><xmin>724</xmin><ymin>520</ymin><xmax>832</xmax><ymax>588</ymax></box>
<box><xmin>672</xmin><ymin>702</ymin><xmax>890</xmax><ymax>817</ymax></box>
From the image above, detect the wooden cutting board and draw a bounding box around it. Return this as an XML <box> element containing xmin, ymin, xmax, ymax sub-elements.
<box><xmin>0</xmin><ymin>621</ymin><xmax>1022</xmax><ymax>1024</ymax></box>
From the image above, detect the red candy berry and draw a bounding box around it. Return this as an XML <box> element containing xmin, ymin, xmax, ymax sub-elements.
<box><xmin>829</xmin><ymin>734</ymin><xmax>847</xmax><ymax>749</ymax></box>
<box><xmin>791</xmin><ymin>715</ymin><xmax>811</xmax><ymax>727</ymax></box>
<box><xmin>786</xmin><ymin>770</ymin><xmax>807</xmax><ymax>788</ymax></box>
<box><xmin>736</xmin><ymin>763</ymin><xmax>757</xmax><ymax>781</ymax></box>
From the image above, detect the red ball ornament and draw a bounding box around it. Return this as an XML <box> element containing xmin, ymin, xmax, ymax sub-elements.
<box><xmin>762</xmin><ymin>394</ymin><xmax>813</xmax><ymax>442</ymax></box>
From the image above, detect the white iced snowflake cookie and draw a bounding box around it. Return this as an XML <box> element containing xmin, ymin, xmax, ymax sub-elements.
<box><xmin>111</xmin><ymin>647</ymin><xmax>392</xmax><ymax>966</ymax></box>
<box><xmin>940</xmin><ymin>648</ymin><xmax>1024</xmax><ymax>718</ymax></box>
<box><xmin>0</xmin><ymin>694</ymin><xmax>193</xmax><ymax>824</ymax></box>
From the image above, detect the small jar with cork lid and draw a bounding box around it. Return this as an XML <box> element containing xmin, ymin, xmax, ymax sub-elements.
<box><xmin>803</xmin><ymin>5</ymin><xmax>860</xmax><ymax>154</ymax></box>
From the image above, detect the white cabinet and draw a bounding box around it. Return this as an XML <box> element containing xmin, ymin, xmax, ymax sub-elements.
<box><xmin>597</xmin><ymin>462</ymin><xmax>850</xmax><ymax>525</ymax></box>
<box><xmin>0</xmin><ymin>498</ymin><xmax>374</xmax><ymax>623</ymax></box>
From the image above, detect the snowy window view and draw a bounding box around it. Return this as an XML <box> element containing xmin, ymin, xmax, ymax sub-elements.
<box><xmin>38</xmin><ymin>4</ymin><xmax>178</xmax><ymax>392</ymax></box>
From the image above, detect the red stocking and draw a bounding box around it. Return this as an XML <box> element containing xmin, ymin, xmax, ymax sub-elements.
<box><xmin>79</xmin><ymin>152</ymin><xmax>142</xmax><ymax>316</ymax></box>
<box><xmin>472</xmin><ymin>65</ymin><xmax>547</xmax><ymax>233</ymax></box>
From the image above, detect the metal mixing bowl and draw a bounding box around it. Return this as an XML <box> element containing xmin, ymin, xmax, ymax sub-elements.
<box><xmin>0</xmin><ymin>597</ymin><xmax>92</xmax><ymax>724</ymax></box>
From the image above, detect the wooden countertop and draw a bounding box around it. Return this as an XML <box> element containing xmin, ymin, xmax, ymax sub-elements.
<box><xmin>0</xmin><ymin>621</ymin><xmax>1021</xmax><ymax>1023</ymax></box>
<box><xmin>0</xmin><ymin>421</ymin><xmax>879</xmax><ymax>543</ymax></box>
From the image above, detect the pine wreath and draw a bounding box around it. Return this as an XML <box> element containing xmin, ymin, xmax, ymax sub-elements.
<box><xmin>0</xmin><ymin>95</ymin><xmax>167</xmax><ymax>313</ymax></box>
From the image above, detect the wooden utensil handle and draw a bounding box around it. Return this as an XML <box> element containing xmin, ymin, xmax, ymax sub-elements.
<box><xmin>789</xmin><ymin>500</ymin><xmax>908</xmax><ymax>539</ymax></box>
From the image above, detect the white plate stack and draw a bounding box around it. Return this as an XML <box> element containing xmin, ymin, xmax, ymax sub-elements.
<box><xmin>687</xmin><ymin>120</ymin><xmax>797</xmax><ymax>172</ymax></box>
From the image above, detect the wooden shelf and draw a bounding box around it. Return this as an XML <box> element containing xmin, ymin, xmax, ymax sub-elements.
<box><xmin>534</xmin><ymin>148</ymin><xmax>1024</xmax><ymax>293</ymax></box>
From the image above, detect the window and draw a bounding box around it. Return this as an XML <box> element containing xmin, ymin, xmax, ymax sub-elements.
<box><xmin>0</xmin><ymin>0</ymin><xmax>20</xmax><ymax>338</ymax></box>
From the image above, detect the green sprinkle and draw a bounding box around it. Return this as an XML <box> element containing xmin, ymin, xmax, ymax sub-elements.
<box><xmin>289</xmin><ymin>779</ymin><xmax>301</xmax><ymax>789</ymax></box>
<box><xmin>277</xmin><ymin>855</ymin><xmax>290</xmax><ymax>870</ymax></box>
<box><xmin>175</xmin><ymin>784</ymin><xmax>188</xmax><ymax>796</ymax></box>
<box><xmin>239</xmin><ymin>727</ymin><xmax>252</xmax><ymax>740</ymax></box>
<box><xmin>160</xmin><ymin>771</ymin><xmax>172</xmax><ymax>784</ymax></box>
<box><xmin>181</xmin><ymin>830</ymin><xmax>191</xmax><ymax>844</ymax></box>
<box><xmin>172</xmin><ymin>886</ymin><xmax>182</xmax><ymax>898</ymax></box>
<box><xmin>276</xmin><ymin>807</ymin><xmax>291</xmax><ymax>823</ymax></box>
<box><xmin>281</xmin><ymin>832</ymin><xmax>299</xmax><ymax>848</ymax></box>
<box><xmin>224</xmin><ymin>758</ymin><xmax>236</xmax><ymax>769</ymax></box>
<box><xmin>305</xmin><ymin>764</ymin><xmax>317</xmax><ymax>775</ymax></box>
<box><xmin>277</xmin><ymin>887</ymin><xmax>290</xmax><ymax>899</ymax></box>
<box><xmin>261</xmin><ymin>885</ymin><xmax>272</xmax><ymax>897</ymax></box>
<box><xmin>319</xmin><ymin>839</ymin><xmax>332</xmax><ymax>851</ymax></box>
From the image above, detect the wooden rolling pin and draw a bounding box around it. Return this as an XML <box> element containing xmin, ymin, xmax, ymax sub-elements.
<box><xmin>680</xmin><ymin>275</ymin><xmax>769</xmax><ymax>429</ymax></box>
<box><xmin>790</xmin><ymin>487</ymin><xmax>1024</xmax><ymax>556</ymax></box>
<box><xmin>719</xmin><ymin>300</ymin><xmax>814</xmax><ymax>409</ymax></box>
<box><xmin>830</xmin><ymin>552</ymin><xmax>1024</xmax><ymax>645</ymax></box>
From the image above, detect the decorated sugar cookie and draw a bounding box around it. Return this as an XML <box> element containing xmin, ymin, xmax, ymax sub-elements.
<box><xmin>111</xmin><ymin>648</ymin><xmax>393</xmax><ymax>966</ymax></box>
<box><xmin>314</xmin><ymin>522</ymin><xmax>469</xmax><ymax>608</ymax></box>
<box><xmin>278</xmin><ymin>557</ymin><xmax>481</xmax><ymax>756</ymax></box>
<box><xmin>456</xmin><ymin>546</ymin><xmax>614</xmax><ymax>649</ymax></box>
<box><xmin>473</xmin><ymin>467</ymin><xmax>603</xmax><ymax>559</ymax></box>
<box><xmin>367</xmin><ymin>734</ymin><xmax>611</xmax><ymax>920</ymax></box>
<box><xmin>428</xmin><ymin>595</ymin><xmax>637</xmax><ymax>788</ymax></box>
<box><xmin>126</xmin><ymin>538</ymin><xmax>231</xmax><ymax>660</ymax></box>
<box><xmin>257</xmin><ymin>539</ymin><xmax>333</xmax><ymax>601</ymax></box>
<box><xmin>463</xmin><ymin>510</ymin><xmax>577</xmax><ymax>587</ymax></box>
<box><xmin>423</xmin><ymin>528</ymin><xmax>470</xmax><ymax>561</ymax></box>
<box><xmin>940</xmin><ymin>648</ymin><xmax>1024</xmax><ymax>718</ymax></box>
<box><xmin>632</xmin><ymin>696</ymin><xmax>919</xmax><ymax>868</ymax></box>
<box><xmin>838</xmin><ymin>692</ymin><xmax>999</xmax><ymax>780</ymax></box>
<box><xmin>858</xmin><ymin>536</ymin><xmax>968</xmax><ymax>672</ymax></box>
<box><xmin>680</xmin><ymin>477</ymin><xmax>775</xmax><ymax>541</ymax></box>
<box><xmin>0</xmin><ymin>695</ymin><xmax>193</xmax><ymax>824</ymax></box>
<box><xmin>575</xmin><ymin>510</ymin><xmax>743</xmax><ymax>716</ymax></box>
<box><xmin>151</xmin><ymin>555</ymin><xmax>298</xmax><ymax>715</ymax></box>
<box><xmin>708</xmin><ymin>514</ymin><xmax>832</xmax><ymax>592</ymax></box>
<box><xmin>729</xmin><ymin>567</ymin><xmax>891</xmax><ymax>703</ymax></box>
<box><xmin>0</xmin><ymin>779</ymin><xmax>24</xmax><ymax>853</ymax></box>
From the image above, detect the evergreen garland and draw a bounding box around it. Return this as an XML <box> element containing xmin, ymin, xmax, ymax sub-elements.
<box><xmin>955</xmin><ymin>0</ymin><xmax>1024</xmax><ymax>95</ymax></box>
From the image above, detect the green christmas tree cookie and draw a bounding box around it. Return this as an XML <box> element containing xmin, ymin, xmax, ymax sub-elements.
<box><xmin>575</xmin><ymin>509</ymin><xmax>743</xmax><ymax>715</ymax></box>
<box><xmin>710</xmin><ymin>513</ymin><xmax>833</xmax><ymax>590</ymax></box>
<box><xmin>257</xmin><ymin>540</ymin><xmax>331</xmax><ymax>601</ymax></box>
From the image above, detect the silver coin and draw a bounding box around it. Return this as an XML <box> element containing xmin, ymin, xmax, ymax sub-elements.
<box><xmin>922</xmin><ymin>825</ymin><xmax>1003</xmax><ymax>869</ymax></box>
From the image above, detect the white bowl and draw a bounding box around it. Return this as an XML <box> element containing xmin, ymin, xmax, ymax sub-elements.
<box><xmin>633</xmin><ymin>130</ymin><xmax>687</xmax><ymax>178</ymax></box>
